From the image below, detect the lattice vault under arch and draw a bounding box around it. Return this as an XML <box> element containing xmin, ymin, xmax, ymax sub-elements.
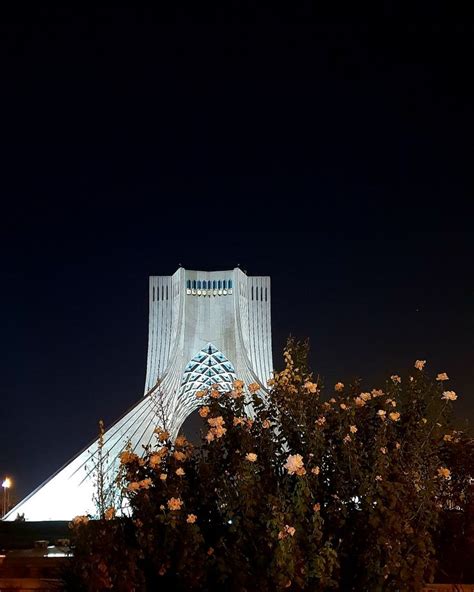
<box><xmin>172</xmin><ymin>344</ymin><xmax>236</xmax><ymax>430</ymax></box>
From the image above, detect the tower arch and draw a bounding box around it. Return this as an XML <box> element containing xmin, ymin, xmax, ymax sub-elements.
<box><xmin>172</xmin><ymin>343</ymin><xmax>236</xmax><ymax>432</ymax></box>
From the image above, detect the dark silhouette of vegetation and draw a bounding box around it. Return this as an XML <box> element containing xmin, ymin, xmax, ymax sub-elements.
<box><xmin>67</xmin><ymin>340</ymin><xmax>473</xmax><ymax>591</ymax></box>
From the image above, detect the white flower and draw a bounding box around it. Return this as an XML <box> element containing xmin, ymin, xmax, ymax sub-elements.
<box><xmin>334</xmin><ymin>382</ymin><xmax>344</xmax><ymax>392</ymax></box>
<box><xmin>436</xmin><ymin>372</ymin><xmax>449</xmax><ymax>381</ymax></box>
<box><xmin>414</xmin><ymin>360</ymin><xmax>426</xmax><ymax>371</ymax></box>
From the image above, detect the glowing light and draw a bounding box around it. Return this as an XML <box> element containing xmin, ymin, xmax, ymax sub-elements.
<box><xmin>2</xmin><ymin>478</ymin><xmax>11</xmax><ymax>489</ymax></box>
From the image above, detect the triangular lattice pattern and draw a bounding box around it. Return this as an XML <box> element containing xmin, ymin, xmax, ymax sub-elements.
<box><xmin>181</xmin><ymin>343</ymin><xmax>236</xmax><ymax>397</ymax></box>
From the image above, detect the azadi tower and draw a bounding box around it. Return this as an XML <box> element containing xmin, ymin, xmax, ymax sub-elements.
<box><xmin>4</xmin><ymin>268</ymin><xmax>273</xmax><ymax>521</ymax></box>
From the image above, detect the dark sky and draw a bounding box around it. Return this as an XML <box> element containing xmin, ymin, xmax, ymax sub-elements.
<box><xmin>0</xmin><ymin>6</ymin><xmax>473</xmax><ymax>500</ymax></box>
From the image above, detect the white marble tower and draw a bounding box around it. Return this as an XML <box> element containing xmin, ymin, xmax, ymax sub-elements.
<box><xmin>4</xmin><ymin>268</ymin><xmax>273</xmax><ymax>520</ymax></box>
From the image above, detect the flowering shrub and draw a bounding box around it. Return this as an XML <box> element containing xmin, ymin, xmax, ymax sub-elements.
<box><xmin>68</xmin><ymin>340</ymin><xmax>472</xmax><ymax>591</ymax></box>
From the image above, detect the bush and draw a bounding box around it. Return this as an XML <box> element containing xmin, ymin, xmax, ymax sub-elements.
<box><xmin>68</xmin><ymin>340</ymin><xmax>471</xmax><ymax>591</ymax></box>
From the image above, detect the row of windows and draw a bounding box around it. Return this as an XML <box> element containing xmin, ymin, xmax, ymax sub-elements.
<box><xmin>251</xmin><ymin>286</ymin><xmax>268</xmax><ymax>302</ymax></box>
<box><xmin>153</xmin><ymin>281</ymin><xmax>267</xmax><ymax>302</ymax></box>
<box><xmin>187</xmin><ymin>288</ymin><xmax>232</xmax><ymax>296</ymax></box>
<box><xmin>186</xmin><ymin>279</ymin><xmax>233</xmax><ymax>290</ymax></box>
<box><xmin>152</xmin><ymin>285</ymin><xmax>169</xmax><ymax>301</ymax></box>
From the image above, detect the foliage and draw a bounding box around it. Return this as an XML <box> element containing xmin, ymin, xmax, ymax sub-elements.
<box><xmin>67</xmin><ymin>340</ymin><xmax>471</xmax><ymax>591</ymax></box>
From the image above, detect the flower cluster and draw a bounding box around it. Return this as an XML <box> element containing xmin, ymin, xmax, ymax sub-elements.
<box><xmin>128</xmin><ymin>478</ymin><xmax>152</xmax><ymax>491</ymax></box>
<box><xmin>70</xmin><ymin>348</ymin><xmax>464</xmax><ymax>592</ymax></box>
<box><xmin>206</xmin><ymin>416</ymin><xmax>227</xmax><ymax>442</ymax></box>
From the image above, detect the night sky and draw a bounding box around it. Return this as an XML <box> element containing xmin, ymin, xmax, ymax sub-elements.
<box><xmin>0</xmin><ymin>7</ymin><xmax>473</xmax><ymax>501</ymax></box>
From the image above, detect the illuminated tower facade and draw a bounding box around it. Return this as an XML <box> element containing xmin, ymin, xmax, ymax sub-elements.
<box><xmin>5</xmin><ymin>268</ymin><xmax>273</xmax><ymax>520</ymax></box>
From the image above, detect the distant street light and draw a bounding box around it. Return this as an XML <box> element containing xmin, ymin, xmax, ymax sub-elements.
<box><xmin>2</xmin><ymin>477</ymin><xmax>11</xmax><ymax>517</ymax></box>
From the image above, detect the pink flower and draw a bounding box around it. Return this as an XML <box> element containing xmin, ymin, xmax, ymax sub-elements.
<box><xmin>442</xmin><ymin>391</ymin><xmax>457</xmax><ymax>401</ymax></box>
<box><xmin>437</xmin><ymin>467</ymin><xmax>451</xmax><ymax>479</ymax></box>
<box><xmin>284</xmin><ymin>454</ymin><xmax>305</xmax><ymax>475</ymax></box>
<box><xmin>199</xmin><ymin>406</ymin><xmax>210</xmax><ymax>418</ymax></box>
<box><xmin>304</xmin><ymin>381</ymin><xmax>318</xmax><ymax>393</ymax></box>
<box><xmin>167</xmin><ymin>497</ymin><xmax>183</xmax><ymax>511</ymax></box>
<box><xmin>278</xmin><ymin>525</ymin><xmax>296</xmax><ymax>539</ymax></box>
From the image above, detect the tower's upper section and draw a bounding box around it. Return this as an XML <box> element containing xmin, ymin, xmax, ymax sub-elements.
<box><xmin>144</xmin><ymin>268</ymin><xmax>273</xmax><ymax>411</ymax></box>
